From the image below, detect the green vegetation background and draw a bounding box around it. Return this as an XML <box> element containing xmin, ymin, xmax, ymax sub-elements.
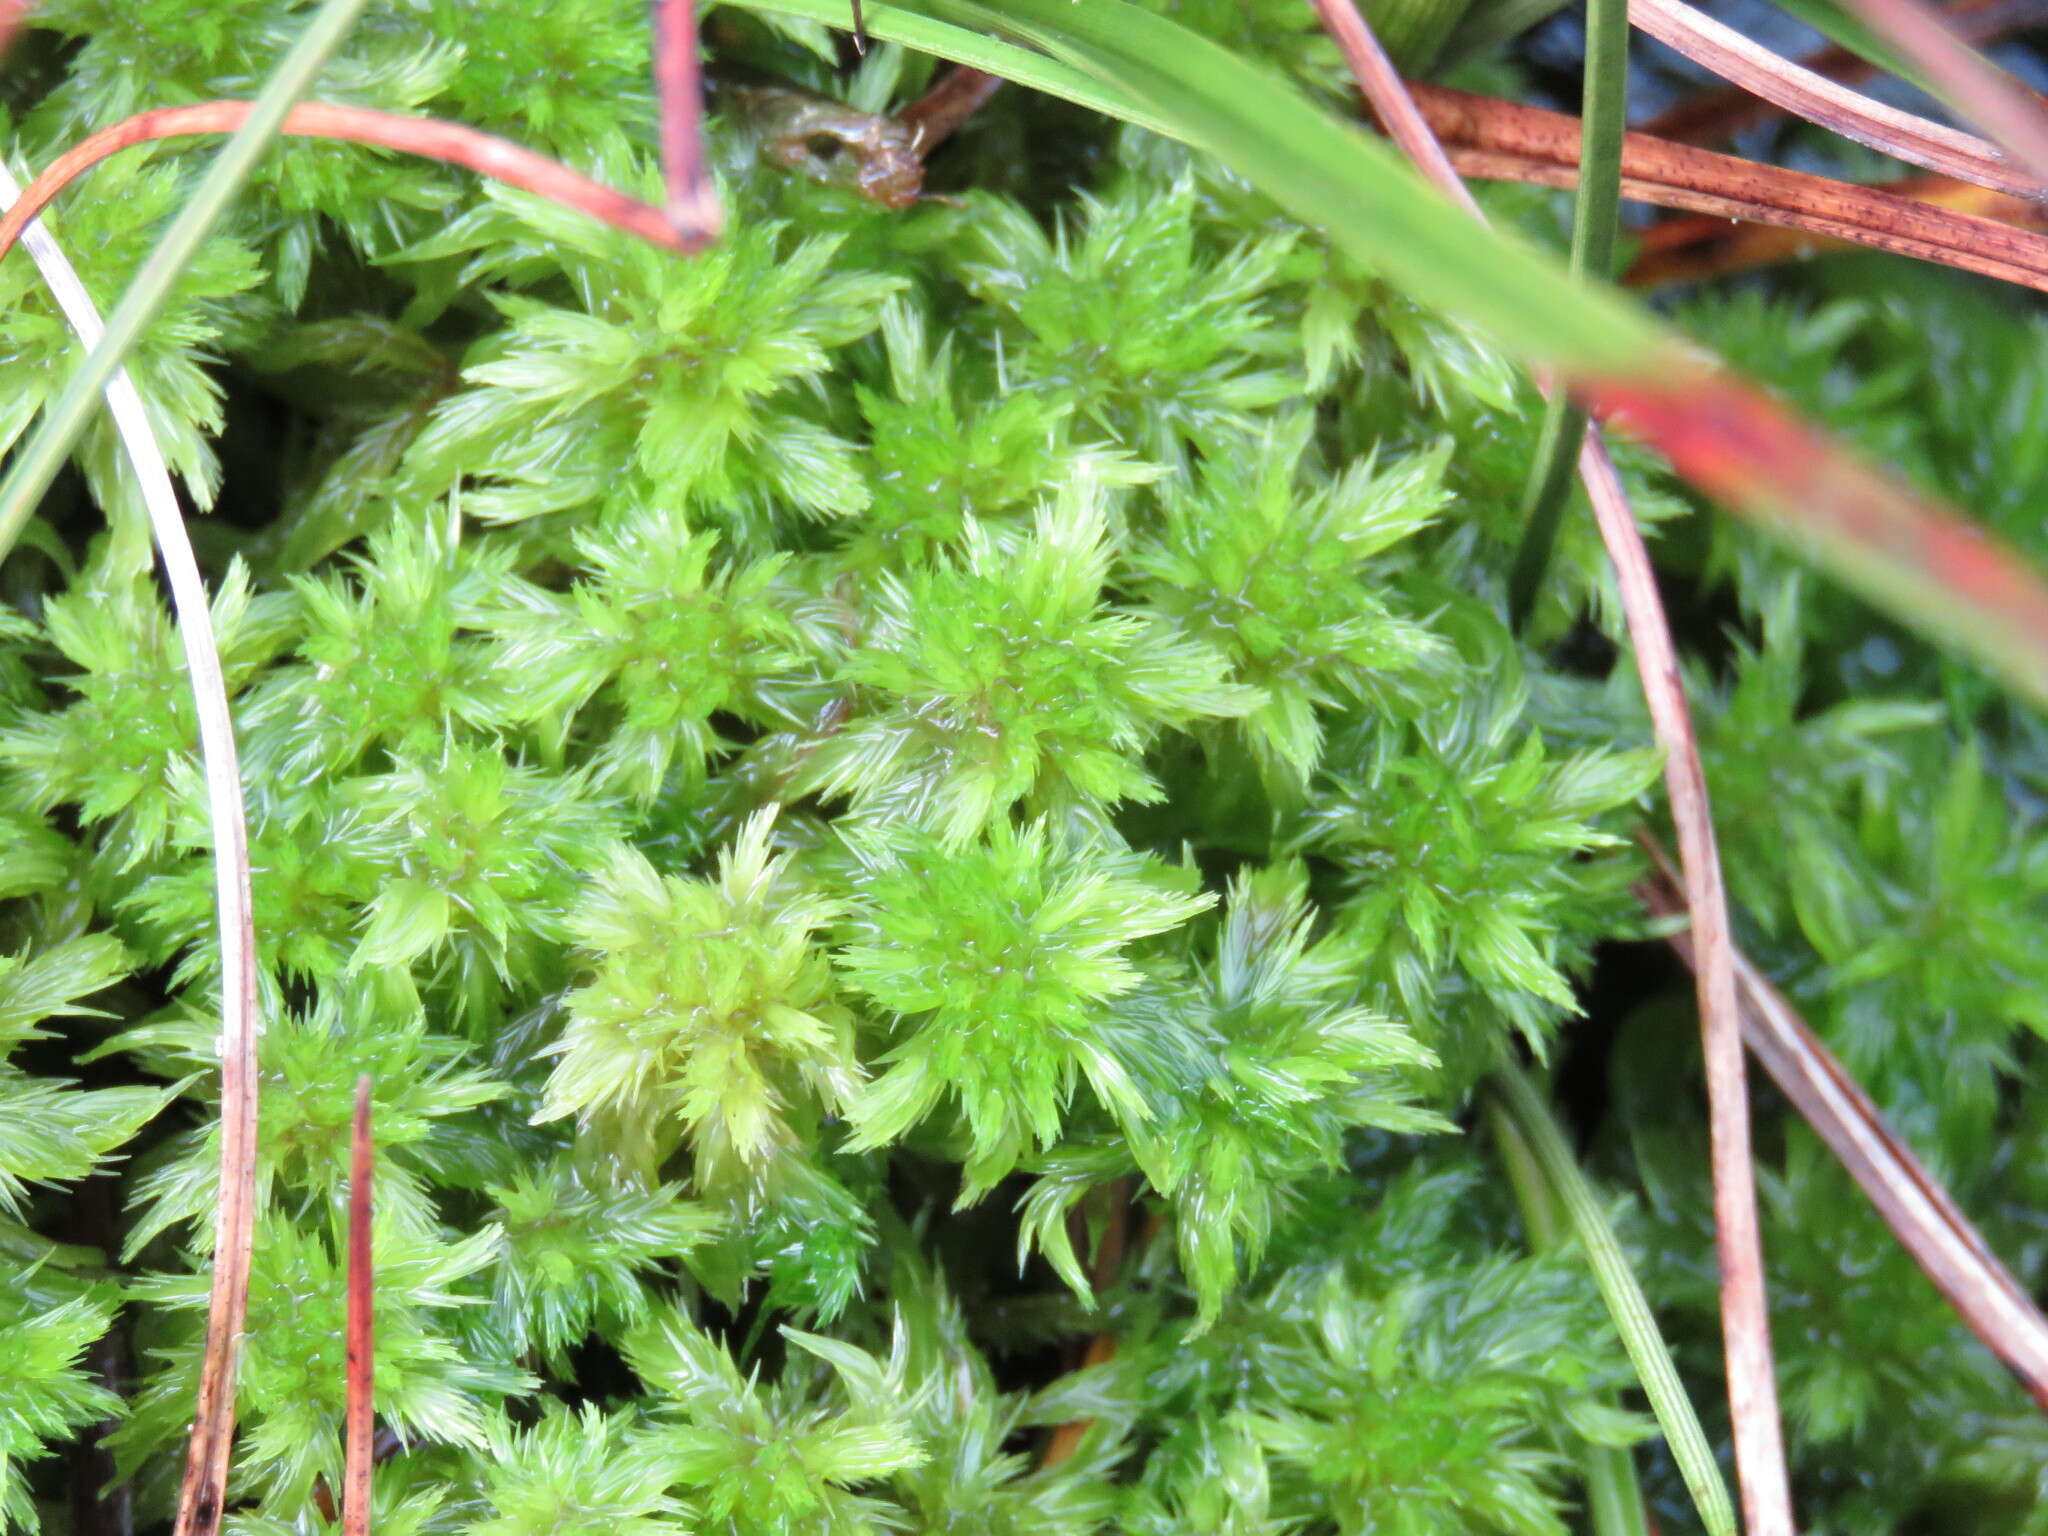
<box><xmin>3</xmin><ymin>2</ymin><xmax>2048</xmax><ymax>1532</ymax></box>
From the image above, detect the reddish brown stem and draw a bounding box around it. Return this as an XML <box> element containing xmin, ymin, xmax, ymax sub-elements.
<box><xmin>343</xmin><ymin>1077</ymin><xmax>373</xmax><ymax>1536</ymax></box>
<box><xmin>1626</xmin><ymin>169</ymin><xmax>2045</xmax><ymax>283</ymax></box>
<box><xmin>1415</xmin><ymin>82</ymin><xmax>2048</xmax><ymax>292</ymax></box>
<box><xmin>899</xmin><ymin>66</ymin><xmax>1005</xmax><ymax>156</ymax></box>
<box><xmin>0</xmin><ymin>100</ymin><xmax>716</xmax><ymax>273</ymax></box>
<box><xmin>651</xmin><ymin>0</ymin><xmax>718</xmax><ymax>237</ymax></box>
<box><xmin>1040</xmin><ymin>1181</ymin><xmax>1134</xmax><ymax>1469</ymax></box>
<box><xmin>0</xmin><ymin>0</ymin><xmax>32</xmax><ymax>59</ymax></box>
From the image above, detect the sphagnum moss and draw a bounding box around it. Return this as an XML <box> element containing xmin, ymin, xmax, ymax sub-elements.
<box><xmin>1</xmin><ymin>7</ymin><xmax>2046</xmax><ymax>1536</ymax></box>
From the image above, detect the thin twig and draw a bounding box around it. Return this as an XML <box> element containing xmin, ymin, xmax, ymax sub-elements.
<box><xmin>1307</xmin><ymin>3</ymin><xmax>1795</xmax><ymax>1528</ymax></box>
<box><xmin>0</xmin><ymin>161</ymin><xmax>263</xmax><ymax>1536</ymax></box>
<box><xmin>1415</xmin><ymin>83</ymin><xmax>2048</xmax><ymax>293</ymax></box>
<box><xmin>343</xmin><ymin>1077</ymin><xmax>374</xmax><ymax>1536</ymax></box>
<box><xmin>1573</xmin><ymin>438</ymin><xmax>1794</xmax><ymax>1536</ymax></box>
<box><xmin>899</xmin><ymin>65</ymin><xmax>1004</xmax><ymax>155</ymax></box>
<box><xmin>1624</xmin><ymin>170</ymin><xmax>2047</xmax><ymax>284</ymax></box>
<box><xmin>0</xmin><ymin>100</ymin><xmax>716</xmax><ymax>273</ymax></box>
<box><xmin>0</xmin><ymin>0</ymin><xmax>373</xmax><ymax>577</ymax></box>
<box><xmin>1631</xmin><ymin>0</ymin><xmax>2040</xmax><ymax>199</ymax></box>
<box><xmin>1838</xmin><ymin>0</ymin><xmax>2048</xmax><ymax>184</ymax></box>
<box><xmin>651</xmin><ymin>0</ymin><xmax>720</xmax><ymax>238</ymax></box>
<box><xmin>1638</xmin><ymin>850</ymin><xmax>2048</xmax><ymax>1409</ymax></box>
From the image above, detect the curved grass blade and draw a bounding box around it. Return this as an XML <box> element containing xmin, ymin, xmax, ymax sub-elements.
<box><xmin>0</xmin><ymin>0</ymin><xmax>374</xmax><ymax>568</ymax></box>
<box><xmin>1507</xmin><ymin>0</ymin><xmax>1630</xmax><ymax>627</ymax></box>
<box><xmin>1488</xmin><ymin>1081</ymin><xmax>1653</xmax><ymax>1536</ymax></box>
<box><xmin>1438</xmin><ymin>0</ymin><xmax>1575</xmax><ymax>67</ymax></box>
<box><xmin>1834</xmin><ymin>0</ymin><xmax>2048</xmax><ymax>182</ymax></box>
<box><xmin>0</xmin><ymin>162</ymin><xmax>264</xmax><ymax>1536</ymax></box>
<box><xmin>1767</xmin><ymin>0</ymin><xmax>1947</xmax><ymax>96</ymax></box>
<box><xmin>1645</xmin><ymin>0</ymin><xmax>2035</xmax><ymax>143</ymax></box>
<box><xmin>1487</xmin><ymin>1061</ymin><xmax>1740</xmax><ymax>1536</ymax></box>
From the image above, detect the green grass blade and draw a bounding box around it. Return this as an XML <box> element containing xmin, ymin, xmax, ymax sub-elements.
<box><xmin>1489</xmin><ymin>1072</ymin><xmax>1653</xmax><ymax>1536</ymax></box>
<box><xmin>0</xmin><ymin>0</ymin><xmax>374</xmax><ymax>564</ymax></box>
<box><xmin>916</xmin><ymin>0</ymin><xmax>1664</xmax><ymax>373</ymax></box>
<box><xmin>1487</xmin><ymin>1061</ymin><xmax>1739</xmax><ymax>1536</ymax></box>
<box><xmin>1508</xmin><ymin>0</ymin><xmax>1630</xmax><ymax>627</ymax></box>
<box><xmin>742</xmin><ymin>0</ymin><xmax>1175</xmax><ymax>131</ymax></box>
<box><xmin>1438</xmin><ymin>0</ymin><xmax>1574</xmax><ymax>66</ymax></box>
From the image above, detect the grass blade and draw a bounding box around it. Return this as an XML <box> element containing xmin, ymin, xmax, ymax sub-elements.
<box><xmin>1486</xmin><ymin>1061</ymin><xmax>1740</xmax><ymax>1536</ymax></box>
<box><xmin>1489</xmin><ymin>1079</ymin><xmax>1653</xmax><ymax>1536</ymax></box>
<box><xmin>1507</xmin><ymin>0</ymin><xmax>1630</xmax><ymax>626</ymax></box>
<box><xmin>0</xmin><ymin>0</ymin><xmax>374</xmax><ymax>566</ymax></box>
<box><xmin>0</xmin><ymin>161</ymin><xmax>264</xmax><ymax>1536</ymax></box>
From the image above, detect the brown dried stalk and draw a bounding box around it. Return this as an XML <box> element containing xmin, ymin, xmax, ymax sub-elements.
<box><xmin>1630</xmin><ymin>0</ymin><xmax>2039</xmax><ymax>198</ymax></box>
<box><xmin>343</xmin><ymin>1078</ymin><xmax>374</xmax><ymax>1536</ymax></box>
<box><xmin>1626</xmin><ymin>170</ymin><xmax>2046</xmax><ymax>284</ymax></box>
<box><xmin>1841</xmin><ymin>0</ymin><xmax>2048</xmax><ymax>183</ymax></box>
<box><xmin>1311</xmin><ymin>3</ymin><xmax>1795</xmax><ymax>1529</ymax></box>
<box><xmin>1643</xmin><ymin>0</ymin><xmax>2031</xmax><ymax>144</ymax></box>
<box><xmin>0</xmin><ymin>100</ymin><xmax>717</xmax><ymax>271</ymax></box>
<box><xmin>1638</xmin><ymin>852</ymin><xmax>2048</xmax><ymax>1409</ymax></box>
<box><xmin>1415</xmin><ymin>83</ymin><xmax>2048</xmax><ymax>294</ymax></box>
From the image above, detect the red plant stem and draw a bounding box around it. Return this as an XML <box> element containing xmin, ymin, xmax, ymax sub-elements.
<box><xmin>899</xmin><ymin>65</ymin><xmax>1005</xmax><ymax>155</ymax></box>
<box><xmin>1413</xmin><ymin>83</ymin><xmax>2048</xmax><ymax>293</ymax></box>
<box><xmin>1308</xmin><ymin>2</ymin><xmax>1795</xmax><ymax>1529</ymax></box>
<box><xmin>1625</xmin><ymin>171</ymin><xmax>2047</xmax><ymax>284</ymax></box>
<box><xmin>1630</xmin><ymin>0</ymin><xmax>2038</xmax><ymax>198</ymax></box>
<box><xmin>651</xmin><ymin>0</ymin><xmax>719</xmax><ymax>238</ymax></box>
<box><xmin>0</xmin><ymin>0</ymin><xmax>31</xmax><ymax>59</ymax></box>
<box><xmin>0</xmin><ymin>101</ymin><xmax>716</xmax><ymax>271</ymax></box>
<box><xmin>343</xmin><ymin>1077</ymin><xmax>373</xmax><ymax>1536</ymax></box>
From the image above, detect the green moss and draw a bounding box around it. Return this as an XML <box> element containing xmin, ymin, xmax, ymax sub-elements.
<box><xmin>0</xmin><ymin>9</ymin><xmax>2042</xmax><ymax>1536</ymax></box>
